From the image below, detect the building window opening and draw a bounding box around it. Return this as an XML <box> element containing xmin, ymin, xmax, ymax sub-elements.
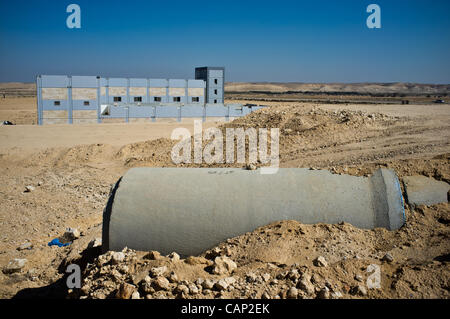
<box><xmin>173</xmin><ymin>97</ymin><xmax>181</xmax><ymax>102</ymax></box>
<box><xmin>113</xmin><ymin>96</ymin><xmax>122</xmax><ymax>102</ymax></box>
<box><xmin>192</xmin><ymin>97</ymin><xmax>200</xmax><ymax>102</ymax></box>
<box><xmin>154</xmin><ymin>97</ymin><xmax>162</xmax><ymax>102</ymax></box>
<box><xmin>83</xmin><ymin>101</ymin><xmax>90</xmax><ymax>106</ymax></box>
<box><xmin>54</xmin><ymin>101</ymin><xmax>61</xmax><ymax>106</ymax></box>
<box><xmin>134</xmin><ymin>96</ymin><xmax>142</xmax><ymax>102</ymax></box>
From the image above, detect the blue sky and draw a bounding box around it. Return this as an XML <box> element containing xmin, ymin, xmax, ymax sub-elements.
<box><xmin>0</xmin><ymin>0</ymin><xmax>449</xmax><ymax>83</ymax></box>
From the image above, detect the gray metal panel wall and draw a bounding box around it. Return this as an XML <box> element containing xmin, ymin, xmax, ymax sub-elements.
<box><xmin>195</xmin><ymin>67</ymin><xmax>224</xmax><ymax>104</ymax></box>
<box><xmin>37</xmin><ymin>69</ymin><xmax>260</xmax><ymax>125</ymax></box>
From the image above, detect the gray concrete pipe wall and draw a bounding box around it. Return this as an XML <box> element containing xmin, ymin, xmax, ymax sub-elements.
<box><xmin>102</xmin><ymin>168</ymin><xmax>405</xmax><ymax>256</ymax></box>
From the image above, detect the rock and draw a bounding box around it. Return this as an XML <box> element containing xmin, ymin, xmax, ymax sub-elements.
<box><xmin>111</xmin><ymin>251</ymin><xmax>125</xmax><ymax>264</ymax></box>
<box><xmin>287</xmin><ymin>287</ymin><xmax>298</xmax><ymax>299</ymax></box>
<box><xmin>118</xmin><ymin>264</ymin><xmax>129</xmax><ymax>273</ymax></box>
<box><xmin>92</xmin><ymin>291</ymin><xmax>107</xmax><ymax>299</ymax></box>
<box><xmin>351</xmin><ymin>285</ymin><xmax>367</xmax><ymax>296</ymax></box>
<box><xmin>185</xmin><ymin>256</ymin><xmax>211</xmax><ymax>265</ymax></box>
<box><xmin>131</xmin><ymin>271</ymin><xmax>149</xmax><ymax>285</ymax></box>
<box><xmin>17</xmin><ymin>242</ymin><xmax>33</xmax><ymax>251</ymax></box>
<box><xmin>382</xmin><ymin>253</ymin><xmax>394</xmax><ymax>263</ymax></box>
<box><xmin>88</xmin><ymin>238</ymin><xmax>102</xmax><ymax>249</ymax></box>
<box><xmin>297</xmin><ymin>274</ymin><xmax>315</xmax><ymax>295</ymax></box>
<box><xmin>150</xmin><ymin>266</ymin><xmax>167</xmax><ymax>277</ymax></box>
<box><xmin>175</xmin><ymin>284</ymin><xmax>189</xmax><ymax>295</ymax></box>
<box><xmin>144</xmin><ymin>251</ymin><xmax>162</xmax><ymax>260</ymax></box>
<box><xmin>355</xmin><ymin>274</ymin><xmax>363</xmax><ymax>282</ymax></box>
<box><xmin>96</xmin><ymin>252</ymin><xmax>112</xmax><ymax>266</ymax></box>
<box><xmin>168</xmin><ymin>252</ymin><xmax>180</xmax><ymax>262</ymax></box>
<box><xmin>313</xmin><ymin>256</ymin><xmax>328</xmax><ymax>267</ymax></box>
<box><xmin>188</xmin><ymin>283</ymin><xmax>199</xmax><ymax>294</ymax></box>
<box><xmin>246</xmin><ymin>272</ymin><xmax>257</xmax><ymax>283</ymax></box>
<box><xmin>3</xmin><ymin>258</ymin><xmax>27</xmax><ymax>274</ymax></box>
<box><xmin>212</xmin><ymin>256</ymin><xmax>237</xmax><ymax>275</ymax></box>
<box><xmin>287</xmin><ymin>268</ymin><xmax>300</xmax><ymax>280</ymax></box>
<box><xmin>195</xmin><ymin>278</ymin><xmax>204</xmax><ymax>286</ymax></box>
<box><xmin>141</xmin><ymin>282</ymin><xmax>154</xmax><ymax>294</ymax></box>
<box><xmin>153</xmin><ymin>291</ymin><xmax>168</xmax><ymax>299</ymax></box>
<box><xmin>116</xmin><ymin>283</ymin><xmax>136</xmax><ymax>299</ymax></box>
<box><xmin>153</xmin><ymin>276</ymin><xmax>170</xmax><ymax>291</ymax></box>
<box><xmin>318</xmin><ymin>287</ymin><xmax>330</xmax><ymax>299</ymax></box>
<box><xmin>63</xmin><ymin>228</ymin><xmax>80</xmax><ymax>241</ymax></box>
<box><xmin>168</xmin><ymin>271</ymin><xmax>179</xmax><ymax>283</ymax></box>
<box><xmin>131</xmin><ymin>291</ymin><xmax>140</xmax><ymax>299</ymax></box>
<box><xmin>202</xmin><ymin>279</ymin><xmax>215</xmax><ymax>290</ymax></box>
<box><xmin>214</xmin><ymin>279</ymin><xmax>229</xmax><ymax>291</ymax></box>
<box><xmin>330</xmin><ymin>291</ymin><xmax>343</xmax><ymax>299</ymax></box>
<box><xmin>24</xmin><ymin>185</ymin><xmax>35</xmax><ymax>193</ymax></box>
<box><xmin>262</xmin><ymin>291</ymin><xmax>271</xmax><ymax>299</ymax></box>
<box><xmin>262</xmin><ymin>273</ymin><xmax>271</xmax><ymax>282</ymax></box>
<box><xmin>224</xmin><ymin>276</ymin><xmax>236</xmax><ymax>286</ymax></box>
<box><xmin>246</xmin><ymin>163</ymin><xmax>257</xmax><ymax>170</ymax></box>
<box><xmin>144</xmin><ymin>275</ymin><xmax>152</xmax><ymax>283</ymax></box>
<box><xmin>81</xmin><ymin>285</ymin><xmax>90</xmax><ymax>295</ymax></box>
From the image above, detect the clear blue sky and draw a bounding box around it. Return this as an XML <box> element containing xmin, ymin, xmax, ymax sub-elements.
<box><xmin>0</xmin><ymin>0</ymin><xmax>449</xmax><ymax>83</ymax></box>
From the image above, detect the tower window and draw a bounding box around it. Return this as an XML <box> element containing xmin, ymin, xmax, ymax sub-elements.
<box><xmin>214</xmin><ymin>99</ymin><xmax>217</xmax><ymax>104</ymax></box>
<box><xmin>192</xmin><ymin>97</ymin><xmax>200</xmax><ymax>102</ymax></box>
<box><xmin>54</xmin><ymin>101</ymin><xmax>60</xmax><ymax>106</ymax></box>
<box><xmin>154</xmin><ymin>97</ymin><xmax>162</xmax><ymax>102</ymax></box>
<box><xmin>173</xmin><ymin>97</ymin><xmax>181</xmax><ymax>102</ymax></box>
<box><xmin>214</xmin><ymin>89</ymin><xmax>218</xmax><ymax>94</ymax></box>
<box><xmin>134</xmin><ymin>96</ymin><xmax>142</xmax><ymax>102</ymax></box>
<box><xmin>83</xmin><ymin>101</ymin><xmax>90</xmax><ymax>106</ymax></box>
<box><xmin>214</xmin><ymin>79</ymin><xmax>218</xmax><ymax>84</ymax></box>
<box><xmin>113</xmin><ymin>96</ymin><xmax>122</xmax><ymax>102</ymax></box>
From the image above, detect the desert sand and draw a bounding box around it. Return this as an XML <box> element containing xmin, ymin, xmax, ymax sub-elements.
<box><xmin>0</xmin><ymin>93</ymin><xmax>448</xmax><ymax>299</ymax></box>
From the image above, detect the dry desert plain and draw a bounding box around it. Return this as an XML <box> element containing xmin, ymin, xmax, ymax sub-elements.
<box><xmin>0</xmin><ymin>88</ymin><xmax>449</xmax><ymax>299</ymax></box>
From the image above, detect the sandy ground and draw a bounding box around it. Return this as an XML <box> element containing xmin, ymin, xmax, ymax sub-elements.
<box><xmin>0</xmin><ymin>96</ymin><xmax>448</xmax><ymax>299</ymax></box>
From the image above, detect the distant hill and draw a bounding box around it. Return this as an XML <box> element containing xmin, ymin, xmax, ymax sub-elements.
<box><xmin>0</xmin><ymin>82</ymin><xmax>35</xmax><ymax>97</ymax></box>
<box><xmin>0</xmin><ymin>82</ymin><xmax>448</xmax><ymax>97</ymax></box>
<box><xmin>225</xmin><ymin>82</ymin><xmax>450</xmax><ymax>95</ymax></box>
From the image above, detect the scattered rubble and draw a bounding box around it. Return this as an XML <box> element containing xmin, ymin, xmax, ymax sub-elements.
<box><xmin>23</xmin><ymin>185</ymin><xmax>35</xmax><ymax>193</ymax></box>
<box><xmin>0</xmin><ymin>101</ymin><xmax>449</xmax><ymax>299</ymax></box>
<box><xmin>212</xmin><ymin>256</ymin><xmax>237</xmax><ymax>275</ymax></box>
<box><xmin>17</xmin><ymin>242</ymin><xmax>33</xmax><ymax>251</ymax></box>
<box><xmin>63</xmin><ymin>228</ymin><xmax>80</xmax><ymax>241</ymax></box>
<box><xmin>382</xmin><ymin>253</ymin><xmax>394</xmax><ymax>263</ymax></box>
<box><xmin>3</xmin><ymin>259</ymin><xmax>27</xmax><ymax>274</ymax></box>
<box><xmin>112</xmin><ymin>251</ymin><xmax>125</xmax><ymax>264</ymax></box>
<box><xmin>88</xmin><ymin>238</ymin><xmax>102</xmax><ymax>248</ymax></box>
<box><xmin>313</xmin><ymin>256</ymin><xmax>328</xmax><ymax>267</ymax></box>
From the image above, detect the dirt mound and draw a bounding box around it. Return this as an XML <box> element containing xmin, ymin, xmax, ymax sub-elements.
<box><xmin>72</xmin><ymin>202</ymin><xmax>449</xmax><ymax>299</ymax></box>
<box><xmin>1</xmin><ymin>100</ymin><xmax>448</xmax><ymax>299</ymax></box>
<box><xmin>116</xmin><ymin>138</ymin><xmax>176</xmax><ymax>167</ymax></box>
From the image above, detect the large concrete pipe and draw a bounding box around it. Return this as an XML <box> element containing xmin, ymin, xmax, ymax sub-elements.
<box><xmin>102</xmin><ymin>168</ymin><xmax>405</xmax><ymax>256</ymax></box>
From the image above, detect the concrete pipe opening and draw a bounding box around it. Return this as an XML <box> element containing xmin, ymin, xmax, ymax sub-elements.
<box><xmin>102</xmin><ymin>168</ymin><xmax>405</xmax><ymax>256</ymax></box>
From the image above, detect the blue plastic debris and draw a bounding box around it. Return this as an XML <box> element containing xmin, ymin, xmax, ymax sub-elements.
<box><xmin>48</xmin><ymin>238</ymin><xmax>71</xmax><ymax>247</ymax></box>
